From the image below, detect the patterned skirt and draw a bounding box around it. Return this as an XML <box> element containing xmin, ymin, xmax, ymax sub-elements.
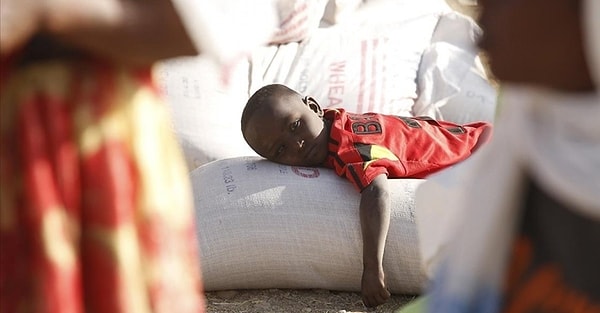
<box><xmin>0</xmin><ymin>60</ymin><xmax>204</xmax><ymax>313</ymax></box>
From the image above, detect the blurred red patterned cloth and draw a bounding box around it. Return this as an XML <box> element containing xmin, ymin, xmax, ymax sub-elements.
<box><xmin>0</xmin><ymin>59</ymin><xmax>205</xmax><ymax>313</ymax></box>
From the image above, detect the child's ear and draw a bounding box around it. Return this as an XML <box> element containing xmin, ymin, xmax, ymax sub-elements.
<box><xmin>304</xmin><ymin>96</ymin><xmax>323</xmax><ymax>117</ymax></box>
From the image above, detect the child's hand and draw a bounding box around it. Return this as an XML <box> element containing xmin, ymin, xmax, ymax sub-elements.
<box><xmin>361</xmin><ymin>265</ymin><xmax>391</xmax><ymax>308</ymax></box>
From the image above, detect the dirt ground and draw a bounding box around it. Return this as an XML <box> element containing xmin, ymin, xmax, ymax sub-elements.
<box><xmin>203</xmin><ymin>1</ymin><xmax>476</xmax><ymax>312</ymax></box>
<box><xmin>205</xmin><ymin>289</ymin><xmax>418</xmax><ymax>313</ymax></box>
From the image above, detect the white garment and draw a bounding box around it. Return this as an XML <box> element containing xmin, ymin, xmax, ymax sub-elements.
<box><xmin>416</xmin><ymin>0</ymin><xmax>600</xmax><ymax>310</ymax></box>
<box><xmin>417</xmin><ymin>84</ymin><xmax>600</xmax><ymax>294</ymax></box>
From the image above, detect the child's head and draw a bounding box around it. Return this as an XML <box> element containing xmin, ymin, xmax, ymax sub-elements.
<box><xmin>478</xmin><ymin>0</ymin><xmax>595</xmax><ymax>92</ymax></box>
<box><xmin>241</xmin><ymin>84</ymin><xmax>330</xmax><ymax>166</ymax></box>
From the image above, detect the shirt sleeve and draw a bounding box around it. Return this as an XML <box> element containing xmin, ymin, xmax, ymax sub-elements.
<box><xmin>342</xmin><ymin>161</ymin><xmax>389</xmax><ymax>192</ymax></box>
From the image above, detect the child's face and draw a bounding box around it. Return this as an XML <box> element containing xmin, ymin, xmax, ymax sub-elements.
<box><xmin>244</xmin><ymin>94</ymin><xmax>330</xmax><ymax>166</ymax></box>
<box><xmin>478</xmin><ymin>0</ymin><xmax>594</xmax><ymax>91</ymax></box>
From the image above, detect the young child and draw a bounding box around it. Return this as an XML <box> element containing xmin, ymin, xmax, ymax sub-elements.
<box><xmin>240</xmin><ymin>83</ymin><xmax>492</xmax><ymax>308</ymax></box>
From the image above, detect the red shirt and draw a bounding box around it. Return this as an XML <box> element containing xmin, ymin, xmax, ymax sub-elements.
<box><xmin>323</xmin><ymin>109</ymin><xmax>491</xmax><ymax>191</ymax></box>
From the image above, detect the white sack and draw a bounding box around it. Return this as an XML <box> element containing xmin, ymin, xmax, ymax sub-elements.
<box><xmin>250</xmin><ymin>1</ymin><xmax>446</xmax><ymax>116</ymax></box>
<box><xmin>412</xmin><ymin>12</ymin><xmax>497</xmax><ymax>124</ymax></box>
<box><xmin>271</xmin><ymin>0</ymin><xmax>330</xmax><ymax>44</ymax></box>
<box><xmin>171</xmin><ymin>0</ymin><xmax>278</xmax><ymax>67</ymax></box>
<box><xmin>192</xmin><ymin>156</ymin><xmax>427</xmax><ymax>294</ymax></box>
<box><xmin>156</xmin><ymin>57</ymin><xmax>257</xmax><ymax>170</ymax></box>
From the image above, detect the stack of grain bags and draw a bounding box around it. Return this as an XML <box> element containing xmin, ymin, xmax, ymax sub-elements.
<box><xmin>158</xmin><ymin>0</ymin><xmax>497</xmax><ymax>293</ymax></box>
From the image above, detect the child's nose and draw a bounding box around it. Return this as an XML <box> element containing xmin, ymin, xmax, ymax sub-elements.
<box><xmin>297</xmin><ymin>139</ymin><xmax>305</xmax><ymax>149</ymax></box>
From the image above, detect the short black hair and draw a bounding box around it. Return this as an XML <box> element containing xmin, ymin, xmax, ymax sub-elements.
<box><xmin>240</xmin><ymin>84</ymin><xmax>300</xmax><ymax>137</ymax></box>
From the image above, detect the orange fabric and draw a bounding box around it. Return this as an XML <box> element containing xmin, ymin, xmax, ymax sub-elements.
<box><xmin>0</xmin><ymin>60</ymin><xmax>204</xmax><ymax>313</ymax></box>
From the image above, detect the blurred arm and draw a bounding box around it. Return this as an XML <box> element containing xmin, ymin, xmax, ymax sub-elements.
<box><xmin>45</xmin><ymin>0</ymin><xmax>198</xmax><ymax>66</ymax></box>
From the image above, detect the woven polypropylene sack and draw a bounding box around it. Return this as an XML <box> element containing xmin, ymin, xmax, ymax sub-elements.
<box><xmin>191</xmin><ymin>156</ymin><xmax>427</xmax><ymax>294</ymax></box>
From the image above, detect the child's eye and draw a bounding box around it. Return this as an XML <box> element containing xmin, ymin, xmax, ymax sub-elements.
<box><xmin>290</xmin><ymin>119</ymin><xmax>300</xmax><ymax>131</ymax></box>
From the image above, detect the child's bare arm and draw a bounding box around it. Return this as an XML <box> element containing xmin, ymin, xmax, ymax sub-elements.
<box><xmin>359</xmin><ymin>173</ymin><xmax>392</xmax><ymax>308</ymax></box>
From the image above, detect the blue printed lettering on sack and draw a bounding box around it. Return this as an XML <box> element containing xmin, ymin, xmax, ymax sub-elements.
<box><xmin>221</xmin><ymin>166</ymin><xmax>236</xmax><ymax>194</ymax></box>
